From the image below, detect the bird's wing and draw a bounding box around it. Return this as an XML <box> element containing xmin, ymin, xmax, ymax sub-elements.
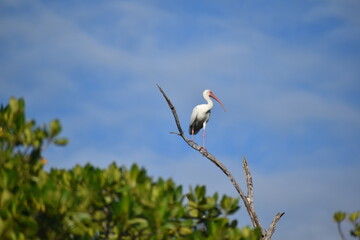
<box><xmin>189</xmin><ymin>106</ymin><xmax>199</xmax><ymax>134</ymax></box>
<box><xmin>189</xmin><ymin>106</ymin><xmax>198</xmax><ymax>127</ymax></box>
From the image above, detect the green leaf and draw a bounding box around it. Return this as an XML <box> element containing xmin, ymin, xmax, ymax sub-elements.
<box><xmin>333</xmin><ymin>211</ymin><xmax>346</xmax><ymax>222</ymax></box>
<box><xmin>351</xmin><ymin>224</ymin><xmax>360</xmax><ymax>237</ymax></box>
<box><xmin>221</xmin><ymin>195</ymin><xmax>232</xmax><ymax>211</ymax></box>
<box><xmin>186</xmin><ymin>192</ymin><xmax>195</xmax><ymax>202</ymax></box>
<box><xmin>230</xmin><ymin>219</ymin><xmax>238</xmax><ymax>228</ymax></box>
<box><xmin>73</xmin><ymin>212</ymin><xmax>91</xmax><ymax>222</ymax></box>
<box><xmin>179</xmin><ymin>227</ymin><xmax>192</xmax><ymax>235</ymax></box>
<box><xmin>188</xmin><ymin>208</ymin><xmax>199</xmax><ymax>218</ymax></box>
<box><xmin>9</xmin><ymin>97</ymin><xmax>19</xmax><ymax>113</ymax></box>
<box><xmin>0</xmin><ymin>189</ymin><xmax>12</xmax><ymax>206</ymax></box>
<box><xmin>228</xmin><ymin>198</ymin><xmax>240</xmax><ymax>215</ymax></box>
<box><xmin>18</xmin><ymin>98</ymin><xmax>25</xmax><ymax>111</ymax></box>
<box><xmin>349</xmin><ymin>211</ymin><xmax>359</xmax><ymax>223</ymax></box>
<box><xmin>54</xmin><ymin>138</ymin><xmax>68</xmax><ymax>146</ymax></box>
<box><xmin>49</xmin><ymin>119</ymin><xmax>62</xmax><ymax>137</ymax></box>
<box><xmin>128</xmin><ymin>218</ymin><xmax>148</xmax><ymax>228</ymax></box>
<box><xmin>195</xmin><ymin>185</ymin><xmax>206</xmax><ymax>201</ymax></box>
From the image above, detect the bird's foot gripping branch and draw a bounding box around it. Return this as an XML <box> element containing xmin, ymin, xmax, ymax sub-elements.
<box><xmin>157</xmin><ymin>85</ymin><xmax>285</xmax><ymax>240</ymax></box>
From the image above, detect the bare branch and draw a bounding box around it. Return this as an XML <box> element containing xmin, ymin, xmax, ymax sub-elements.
<box><xmin>157</xmin><ymin>85</ymin><xmax>284</xmax><ymax>239</ymax></box>
<box><xmin>264</xmin><ymin>212</ymin><xmax>285</xmax><ymax>240</ymax></box>
<box><xmin>242</xmin><ymin>157</ymin><xmax>254</xmax><ymax>204</ymax></box>
<box><xmin>157</xmin><ymin>84</ymin><xmax>184</xmax><ymax>135</ymax></box>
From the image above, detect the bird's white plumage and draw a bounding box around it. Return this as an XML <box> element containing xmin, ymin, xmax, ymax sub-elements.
<box><xmin>189</xmin><ymin>104</ymin><xmax>211</xmax><ymax>135</ymax></box>
<box><xmin>188</xmin><ymin>89</ymin><xmax>226</xmax><ymax>149</ymax></box>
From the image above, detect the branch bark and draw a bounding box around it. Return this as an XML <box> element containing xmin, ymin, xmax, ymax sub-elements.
<box><xmin>264</xmin><ymin>212</ymin><xmax>285</xmax><ymax>240</ymax></box>
<box><xmin>157</xmin><ymin>85</ymin><xmax>284</xmax><ymax>239</ymax></box>
<box><xmin>243</xmin><ymin>157</ymin><xmax>253</xmax><ymax>204</ymax></box>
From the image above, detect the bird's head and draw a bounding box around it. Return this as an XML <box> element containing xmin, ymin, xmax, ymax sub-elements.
<box><xmin>203</xmin><ymin>89</ymin><xmax>227</xmax><ymax>112</ymax></box>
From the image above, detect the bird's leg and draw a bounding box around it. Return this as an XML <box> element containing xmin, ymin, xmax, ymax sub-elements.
<box><xmin>202</xmin><ymin>129</ymin><xmax>205</xmax><ymax>148</ymax></box>
<box><xmin>188</xmin><ymin>128</ymin><xmax>195</xmax><ymax>143</ymax></box>
<box><xmin>199</xmin><ymin>123</ymin><xmax>207</xmax><ymax>152</ymax></box>
<box><xmin>200</xmin><ymin>129</ymin><xmax>206</xmax><ymax>151</ymax></box>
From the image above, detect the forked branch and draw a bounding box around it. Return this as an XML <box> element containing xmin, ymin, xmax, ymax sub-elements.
<box><xmin>157</xmin><ymin>85</ymin><xmax>284</xmax><ymax>239</ymax></box>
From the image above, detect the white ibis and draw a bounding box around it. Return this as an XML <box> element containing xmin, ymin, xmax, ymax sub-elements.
<box><xmin>189</xmin><ymin>89</ymin><xmax>226</xmax><ymax>149</ymax></box>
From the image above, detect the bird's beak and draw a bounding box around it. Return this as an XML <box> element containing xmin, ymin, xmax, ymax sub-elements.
<box><xmin>210</xmin><ymin>92</ymin><xmax>227</xmax><ymax>112</ymax></box>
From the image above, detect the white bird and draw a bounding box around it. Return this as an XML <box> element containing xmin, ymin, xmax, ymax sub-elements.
<box><xmin>189</xmin><ymin>89</ymin><xmax>226</xmax><ymax>149</ymax></box>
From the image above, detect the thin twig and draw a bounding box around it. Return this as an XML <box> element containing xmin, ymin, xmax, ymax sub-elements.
<box><xmin>243</xmin><ymin>157</ymin><xmax>254</xmax><ymax>204</ymax></box>
<box><xmin>157</xmin><ymin>85</ymin><xmax>284</xmax><ymax>239</ymax></box>
<box><xmin>157</xmin><ymin>85</ymin><xmax>183</xmax><ymax>135</ymax></box>
<box><xmin>337</xmin><ymin>222</ymin><xmax>347</xmax><ymax>240</ymax></box>
<box><xmin>264</xmin><ymin>212</ymin><xmax>285</xmax><ymax>240</ymax></box>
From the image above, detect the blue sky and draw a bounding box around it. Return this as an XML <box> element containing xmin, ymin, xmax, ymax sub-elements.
<box><xmin>1</xmin><ymin>0</ymin><xmax>360</xmax><ymax>239</ymax></box>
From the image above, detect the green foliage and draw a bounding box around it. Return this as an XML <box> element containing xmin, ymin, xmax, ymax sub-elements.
<box><xmin>334</xmin><ymin>211</ymin><xmax>360</xmax><ymax>239</ymax></box>
<box><xmin>334</xmin><ymin>212</ymin><xmax>347</xmax><ymax>223</ymax></box>
<box><xmin>0</xmin><ymin>98</ymin><xmax>260</xmax><ymax>240</ymax></box>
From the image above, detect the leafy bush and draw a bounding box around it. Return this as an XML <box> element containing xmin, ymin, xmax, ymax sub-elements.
<box><xmin>0</xmin><ymin>97</ymin><xmax>260</xmax><ymax>240</ymax></box>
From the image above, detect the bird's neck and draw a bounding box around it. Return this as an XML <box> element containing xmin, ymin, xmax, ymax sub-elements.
<box><xmin>204</xmin><ymin>95</ymin><xmax>213</xmax><ymax>109</ymax></box>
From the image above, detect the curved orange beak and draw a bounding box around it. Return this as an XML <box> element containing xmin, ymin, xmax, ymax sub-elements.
<box><xmin>209</xmin><ymin>92</ymin><xmax>227</xmax><ymax>112</ymax></box>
